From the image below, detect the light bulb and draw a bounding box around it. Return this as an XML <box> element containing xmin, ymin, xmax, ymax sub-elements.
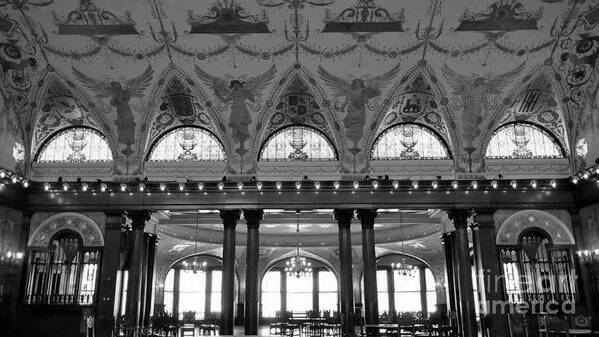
<box><xmin>276</xmin><ymin>181</ymin><xmax>282</xmax><ymax>190</ymax></box>
<box><xmin>471</xmin><ymin>180</ymin><xmax>478</xmax><ymax>189</ymax></box>
<box><xmin>22</xmin><ymin>180</ymin><xmax>29</xmax><ymax>188</ymax></box>
<box><xmin>353</xmin><ymin>181</ymin><xmax>359</xmax><ymax>189</ymax></box>
<box><xmin>510</xmin><ymin>180</ymin><xmax>518</xmax><ymax>189</ymax></box>
<box><xmin>197</xmin><ymin>182</ymin><xmax>204</xmax><ymax>191</ymax></box>
<box><xmin>333</xmin><ymin>181</ymin><xmax>340</xmax><ymax>189</ymax></box>
<box><xmin>178</xmin><ymin>183</ymin><xmax>185</xmax><ymax>191</ymax></box>
<box><xmin>571</xmin><ymin>176</ymin><xmax>579</xmax><ymax>184</ymax></box>
<box><xmin>452</xmin><ymin>181</ymin><xmax>458</xmax><ymax>189</ymax></box>
<box><xmin>218</xmin><ymin>182</ymin><xmax>225</xmax><ymax>190</ymax></box>
<box><xmin>530</xmin><ymin>179</ymin><xmax>538</xmax><ymax>189</ymax></box>
<box><xmin>431</xmin><ymin>180</ymin><xmax>439</xmax><ymax>189</ymax></box>
<box><xmin>295</xmin><ymin>181</ymin><xmax>301</xmax><ymax>190</ymax></box>
<box><xmin>392</xmin><ymin>180</ymin><xmax>399</xmax><ymax>189</ymax></box>
<box><xmin>120</xmin><ymin>183</ymin><xmax>127</xmax><ymax>192</ymax></box>
<box><xmin>412</xmin><ymin>180</ymin><xmax>419</xmax><ymax>189</ymax></box>
<box><xmin>63</xmin><ymin>183</ymin><xmax>70</xmax><ymax>191</ymax></box>
<box><xmin>43</xmin><ymin>183</ymin><xmax>50</xmax><ymax>191</ymax></box>
<box><xmin>159</xmin><ymin>183</ymin><xmax>166</xmax><ymax>191</ymax></box>
<box><xmin>11</xmin><ymin>176</ymin><xmax>17</xmax><ymax>184</ymax></box>
<box><xmin>256</xmin><ymin>181</ymin><xmax>263</xmax><ymax>190</ymax></box>
<box><xmin>550</xmin><ymin>179</ymin><xmax>557</xmax><ymax>188</ymax></box>
<box><xmin>491</xmin><ymin>180</ymin><xmax>498</xmax><ymax>189</ymax></box>
<box><xmin>314</xmin><ymin>181</ymin><xmax>320</xmax><ymax>189</ymax></box>
<box><xmin>237</xmin><ymin>182</ymin><xmax>244</xmax><ymax>190</ymax></box>
<box><xmin>372</xmin><ymin>180</ymin><xmax>379</xmax><ymax>189</ymax></box>
<box><xmin>138</xmin><ymin>183</ymin><xmax>145</xmax><ymax>192</ymax></box>
<box><xmin>100</xmin><ymin>183</ymin><xmax>107</xmax><ymax>192</ymax></box>
<box><xmin>82</xmin><ymin>183</ymin><xmax>89</xmax><ymax>192</ymax></box>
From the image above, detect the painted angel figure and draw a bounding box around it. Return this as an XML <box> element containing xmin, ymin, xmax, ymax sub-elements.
<box><xmin>318</xmin><ymin>63</ymin><xmax>401</xmax><ymax>150</ymax></box>
<box><xmin>195</xmin><ymin>64</ymin><xmax>277</xmax><ymax>157</ymax></box>
<box><xmin>442</xmin><ymin>62</ymin><xmax>525</xmax><ymax>148</ymax></box>
<box><xmin>72</xmin><ymin>65</ymin><xmax>153</xmax><ymax>158</ymax></box>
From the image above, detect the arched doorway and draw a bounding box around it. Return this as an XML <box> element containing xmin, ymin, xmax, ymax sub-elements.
<box><xmin>163</xmin><ymin>254</ymin><xmax>236</xmax><ymax>320</ymax></box>
<box><xmin>261</xmin><ymin>257</ymin><xmax>339</xmax><ymax>319</ymax></box>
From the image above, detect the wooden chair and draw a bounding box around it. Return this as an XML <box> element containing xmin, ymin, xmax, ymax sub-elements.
<box><xmin>180</xmin><ymin>323</ymin><xmax>195</xmax><ymax>337</ymax></box>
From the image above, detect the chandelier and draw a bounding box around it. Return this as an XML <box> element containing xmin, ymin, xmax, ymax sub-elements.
<box><xmin>285</xmin><ymin>211</ymin><xmax>312</xmax><ymax>278</ymax></box>
<box><xmin>0</xmin><ymin>220</ymin><xmax>24</xmax><ymax>267</ymax></box>
<box><xmin>181</xmin><ymin>211</ymin><xmax>207</xmax><ymax>273</ymax></box>
<box><xmin>576</xmin><ymin>249</ymin><xmax>599</xmax><ymax>264</ymax></box>
<box><xmin>392</xmin><ymin>212</ymin><xmax>416</xmax><ymax>278</ymax></box>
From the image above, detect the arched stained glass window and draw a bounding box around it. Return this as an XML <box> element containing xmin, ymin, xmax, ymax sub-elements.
<box><xmin>371</xmin><ymin>124</ymin><xmax>450</xmax><ymax>160</ymax></box>
<box><xmin>148</xmin><ymin>127</ymin><xmax>225</xmax><ymax>162</ymax></box>
<box><xmin>37</xmin><ymin>128</ymin><xmax>112</xmax><ymax>163</ymax></box>
<box><xmin>259</xmin><ymin>126</ymin><xmax>337</xmax><ymax>161</ymax></box>
<box><xmin>485</xmin><ymin>123</ymin><xmax>564</xmax><ymax>159</ymax></box>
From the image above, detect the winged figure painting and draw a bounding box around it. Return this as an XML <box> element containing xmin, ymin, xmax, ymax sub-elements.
<box><xmin>72</xmin><ymin>65</ymin><xmax>154</xmax><ymax>158</ymax></box>
<box><xmin>195</xmin><ymin>64</ymin><xmax>276</xmax><ymax>157</ymax></box>
<box><xmin>442</xmin><ymin>62</ymin><xmax>525</xmax><ymax>148</ymax></box>
<box><xmin>318</xmin><ymin>63</ymin><xmax>401</xmax><ymax>151</ymax></box>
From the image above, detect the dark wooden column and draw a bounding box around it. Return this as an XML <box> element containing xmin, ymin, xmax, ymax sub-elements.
<box><xmin>96</xmin><ymin>212</ymin><xmax>125</xmax><ymax>337</ymax></box>
<box><xmin>139</xmin><ymin>233</ymin><xmax>149</xmax><ymax>328</ymax></box>
<box><xmin>357</xmin><ymin>209</ymin><xmax>379</xmax><ymax>326</ymax></box>
<box><xmin>334</xmin><ymin>209</ymin><xmax>355</xmax><ymax>337</ymax></box>
<box><xmin>471</xmin><ymin>210</ymin><xmax>508</xmax><ymax>337</ymax></box>
<box><xmin>173</xmin><ymin>268</ymin><xmax>181</xmax><ymax>319</ymax></box>
<box><xmin>441</xmin><ymin>233</ymin><xmax>456</xmax><ymax>321</ymax></box>
<box><xmin>281</xmin><ymin>270</ymin><xmax>287</xmax><ymax>314</ymax></box>
<box><xmin>220</xmin><ymin>209</ymin><xmax>240</xmax><ymax>335</ymax></box>
<box><xmin>125</xmin><ymin>211</ymin><xmax>150</xmax><ymax>330</ymax></box>
<box><xmin>244</xmin><ymin>209</ymin><xmax>263</xmax><ymax>335</ymax></box>
<box><xmin>205</xmin><ymin>269</ymin><xmax>213</xmax><ymax>315</ymax></box>
<box><xmin>144</xmin><ymin>234</ymin><xmax>158</xmax><ymax>323</ymax></box>
<box><xmin>447</xmin><ymin>209</ymin><xmax>477</xmax><ymax>337</ymax></box>
<box><xmin>419</xmin><ymin>266</ymin><xmax>428</xmax><ymax>318</ymax></box>
<box><xmin>313</xmin><ymin>270</ymin><xmax>320</xmax><ymax>312</ymax></box>
<box><xmin>570</xmin><ymin>209</ymin><xmax>593</xmax><ymax>311</ymax></box>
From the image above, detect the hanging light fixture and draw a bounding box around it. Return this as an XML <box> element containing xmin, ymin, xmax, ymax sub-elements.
<box><xmin>285</xmin><ymin>211</ymin><xmax>312</xmax><ymax>278</ymax></box>
<box><xmin>181</xmin><ymin>211</ymin><xmax>207</xmax><ymax>273</ymax></box>
<box><xmin>392</xmin><ymin>212</ymin><xmax>416</xmax><ymax>278</ymax></box>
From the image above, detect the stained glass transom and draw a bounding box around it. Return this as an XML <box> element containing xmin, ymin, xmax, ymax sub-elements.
<box><xmin>485</xmin><ymin>123</ymin><xmax>563</xmax><ymax>159</ymax></box>
<box><xmin>37</xmin><ymin>128</ymin><xmax>112</xmax><ymax>163</ymax></box>
<box><xmin>371</xmin><ymin>124</ymin><xmax>450</xmax><ymax>160</ymax></box>
<box><xmin>260</xmin><ymin>126</ymin><xmax>337</xmax><ymax>161</ymax></box>
<box><xmin>148</xmin><ymin>127</ymin><xmax>225</xmax><ymax>162</ymax></box>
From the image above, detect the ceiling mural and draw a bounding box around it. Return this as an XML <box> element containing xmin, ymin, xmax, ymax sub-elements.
<box><xmin>0</xmin><ymin>0</ymin><xmax>597</xmax><ymax>179</ymax></box>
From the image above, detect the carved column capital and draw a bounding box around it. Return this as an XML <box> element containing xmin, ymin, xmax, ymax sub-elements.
<box><xmin>220</xmin><ymin>209</ymin><xmax>241</xmax><ymax>229</ymax></box>
<box><xmin>447</xmin><ymin>209</ymin><xmax>472</xmax><ymax>230</ymax></box>
<box><xmin>334</xmin><ymin>209</ymin><xmax>354</xmax><ymax>229</ymax></box>
<box><xmin>127</xmin><ymin>211</ymin><xmax>150</xmax><ymax>230</ymax></box>
<box><xmin>243</xmin><ymin>209</ymin><xmax>264</xmax><ymax>230</ymax></box>
<box><xmin>356</xmin><ymin>209</ymin><xmax>377</xmax><ymax>229</ymax></box>
<box><xmin>105</xmin><ymin>211</ymin><xmax>125</xmax><ymax>231</ymax></box>
<box><xmin>471</xmin><ymin>209</ymin><xmax>495</xmax><ymax>230</ymax></box>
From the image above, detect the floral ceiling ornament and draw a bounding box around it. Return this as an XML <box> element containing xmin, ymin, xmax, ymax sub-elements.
<box><xmin>52</xmin><ymin>0</ymin><xmax>138</xmax><ymax>35</ymax></box>
<box><xmin>322</xmin><ymin>0</ymin><xmax>406</xmax><ymax>33</ymax></box>
<box><xmin>188</xmin><ymin>0</ymin><xmax>270</xmax><ymax>34</ymax></box>
<box><xmin>455</xmin><ymin>0</ymin><xmax>542</xmax><ymax>32</ymax></box>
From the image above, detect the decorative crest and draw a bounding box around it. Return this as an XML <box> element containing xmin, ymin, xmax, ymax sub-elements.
<box><xmin>52</xmin><ymin>0</ymin><xmax>138</xmax><ymax>35</ymax></box>
<box><xmin>188</xmin><ymin>0</ymin><xmax>270</xmax><ymax>34</ymax></box>
<box><xmin>455</xmin><ymin>0</ymin><xmax>541</xmax><ymax>32</ymax></box>
<box><xmin>323</xmin><ymin>0</ymin><xmax>405</xmax><ymax>33</ymax></box>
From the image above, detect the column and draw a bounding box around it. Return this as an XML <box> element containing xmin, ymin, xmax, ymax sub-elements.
<box><xmin>125</xmin><ymin>211</ymin><xmax>150</xmax><ymax>330</ymax></box>
<box><xmin>96</xmin><ymin>212</ymin><xmax>125</xmax><ymax>337</ymax></box>
<box><xmin>334</xmin><ymin>209</ymin><xmax>355</xmax><ymax>337</ymax></box>
<box><xmin>313</xmin><ymin>271</ymin><xmax>320</xmax><ymax>312</ymax></box>
<box><xmin>220</xmin><ymin>210</ymin><xmax>240</xmax><ymax>335</ymax></box>
<box><xmin>419</xmin><ymin>266</ymin><xmax>428</xmax><ymax>318</ymax></box>
<box><xmin>244</xmin><ymin>209</ymin><xmax>263</xmax><ymax>335</ymax></box>
<box><xmin>12</xmin><ymin>211</ymin><xmax>32</xmax><ymax>336</ymax></box>
<box><xmin>172</xmin><ymin>268</ymin><xmax>181</xmax><ymax>319</ymax></box>
<box><xmin>570</xmin><ymin>209</ymin><xmax>593</xmax><ymax>310</ymax></box>
<box><xmin>441</xmin><ymin>233</ymin><xmax>456</xmax><ymax>320</ymax></box>
<box><xmin>447</xmin><ymin>209</ymin><xmax>477</xmax><ymax>337</ymax></box>
<box><xmin>144</xmin><ymin>234</ymin><xmax>158</xmax><ymax>324</ymax></box>
<box><xmin>357</xmin><ymin>209</ymin><xmax>379</xmax><ymax>326</ymax></box>
<box><xmin>471</xmin><ymin>210</ymin><xmax>508</xmax><ymax>337</ymax></box>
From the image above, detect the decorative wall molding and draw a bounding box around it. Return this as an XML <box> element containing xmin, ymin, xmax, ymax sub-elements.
<box><xmin>30</xmin><ymin>162</ymin><xmax>114</xmax><ymax>181</ymax></box>
<box><xmin>496</xmin><ymin>209</ymin><xmax>575</xmax><ymax>246</ymax></box>
<box><xmin>144</xmin><ymin>161</ymin><xmax>227</xmax><ymax>181</ymax></box>
<box><xmin>28</xmin><ymin>212</ymin><xmax>104</xmax><ymax>247</ymax></box>
<box><xmin>370</xmin><ymin>159</ymin><xmax>454</xmax><ymax>179</ymax></box>
<box><xmin>256</xmin><ymin>160</ymin><xmax>340</xmax><ymax>181</ymax></box>
<box><xmin>485</xmin><ymin>158</ymin><xmax>570</xmax><ymax>178</ymax></box>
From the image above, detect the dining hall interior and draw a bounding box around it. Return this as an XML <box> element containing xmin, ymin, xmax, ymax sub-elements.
<box><xmin>0</xmin><ymin>0</ymin><xmax>599</xmax><ymax>336</ymax></box>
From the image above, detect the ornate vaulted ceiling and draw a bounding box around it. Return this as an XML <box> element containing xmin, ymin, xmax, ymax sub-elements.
<box><xmin>1</xmin><ymin>0</ymin><xmax>598</xmax><ymax>180</ymax></box>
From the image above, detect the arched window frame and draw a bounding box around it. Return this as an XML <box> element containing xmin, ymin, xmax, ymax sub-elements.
<box><xmin>371</xmin><ymin>123</ymin><xmax>452</xmax><ymax>160</ymax></box>
<box><xmin>499</xmin><ymin>227</ymin><xmax>576</xmax><ymax>305</ymax></box>
<box><xmin>146</xmin><ymin>126</ymin><xmax>226</xmax><ymax>162</ymax></box>
<box><xmin>35</xmin><ymin>126</ymin><xmax>113</xmax><ymax>163</ymax></box>
<box><xmin>259</xmin><ymin>125</ymin><xmax>339</xmax><ymax>162</ymax></box>
<box><xmin>24</xmin><ymin>229</ymin><xmax>102</xmax><ymax>306</ymax></box>
<box><xmin>485</xmin><ymin>122</ymin><xmax>566</xmax><ymax>160</ymax></box>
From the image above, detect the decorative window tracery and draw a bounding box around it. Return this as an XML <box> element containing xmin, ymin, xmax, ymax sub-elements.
<box><xmin>24</xmin><ymin>230</ymin><xmax>101</xmax><ymax>306</ymax></box>
<box><xmin>371</xmin><ymin>123</ymin><xmax>450</xmax><ymax>160</ymax></box>
<box><xmin>500</xmin><ymin>231</ymin><xmax>576</xmax><ymax>304</ymax></box>
<box><xmin>486</xmin><ymin>123</ymin><xmax>564</xmax><ymax>159</ymax></box>
<box><xmin>148</xmin><ymin>127</ymin><xmax>225</xmax><ymax>162</ymax></box>
<box><xmin>259</xmin><ymin>125</ymin><xmax>337</xmax><ymax>161</ymax></box>
<box><xmin>36</xmin><ymin>127</ymin><xmax>112</xmax><ymax>163</ymax></box>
